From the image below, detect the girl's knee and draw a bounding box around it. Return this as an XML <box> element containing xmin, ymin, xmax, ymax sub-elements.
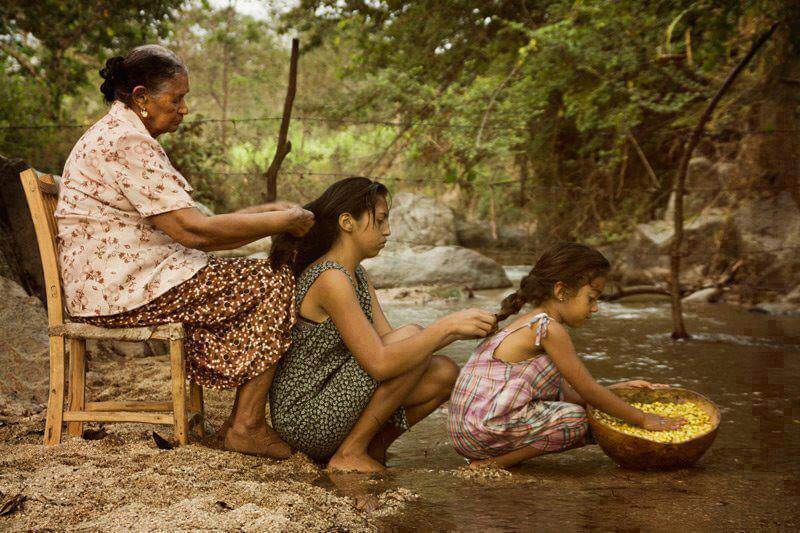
<box><xmin>430</xmin><ymin>355</ymin><xmax>459</xmax><ymax>392</ymax></box>
<box><xmin>404</xmin><ymin>323</ymin><xmax>424</xmax><ymax>335</ymax></box>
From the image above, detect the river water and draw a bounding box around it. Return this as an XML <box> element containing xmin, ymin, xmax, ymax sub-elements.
<box><xmin>337</xmin><ymin>266</ymin><xmax>800</xmax><ymax>530</ymax></box>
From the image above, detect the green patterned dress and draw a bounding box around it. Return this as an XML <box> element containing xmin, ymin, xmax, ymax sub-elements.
<box><xmin>269</xmin><ymin>261</ymin><xmax>408</xmax><ymax>462</ymax></box>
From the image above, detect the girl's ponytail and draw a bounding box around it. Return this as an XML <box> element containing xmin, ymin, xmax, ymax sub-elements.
<box><xmin>496</xmin><ymin>291</ymin><xmax>526</xmax><ymax>323</ymax></box>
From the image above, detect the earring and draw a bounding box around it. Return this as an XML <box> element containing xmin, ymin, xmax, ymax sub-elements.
<box><xmin>140</xmin><ymin>108</ymin><xmax>148</xmax><ymax>118</ymax></box>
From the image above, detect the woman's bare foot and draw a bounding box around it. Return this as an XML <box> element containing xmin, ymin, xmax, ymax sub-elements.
<box><xmin>327</xmin><ymin>450</ymin><xmax>386</xmax><ymax>473</ymax></box>
<box><xmin>224</xmin><ymin>422</ymin><xmax>292</xmax><ymax>459</ymax></box>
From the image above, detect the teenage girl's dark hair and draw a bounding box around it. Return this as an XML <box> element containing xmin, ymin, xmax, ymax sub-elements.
<box><xmin>496</xmin><ymin>243</ymin><xmax>611</xmax><ymax>323</ymax></box>
<box><xmin>270</xmin><ymin>177</ymin><xmax>390</xmax><ymax>276</ymax></box>
<box><xmin>99</xmin><ymin>44</ymin><xmax>187</xmax><ymax>104</ymax></box>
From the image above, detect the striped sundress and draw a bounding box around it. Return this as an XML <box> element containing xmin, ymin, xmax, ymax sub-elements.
<box><xmin>448</xmin><ymin>313</ymin><xmax>593</xmax><ymax>460</ymax></box>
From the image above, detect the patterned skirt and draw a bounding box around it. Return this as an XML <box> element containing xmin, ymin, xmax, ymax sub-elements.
<box><xmin>79</xmin><ymin>256</ymin><xmax>296</xmax><ymax>390</ymax></box>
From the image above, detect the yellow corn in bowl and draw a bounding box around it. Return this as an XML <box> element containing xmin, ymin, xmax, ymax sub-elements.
<box><xmin>587</xmin><ymin>387</ymin><xmax>721</xmax><ymax>470</ymax></box>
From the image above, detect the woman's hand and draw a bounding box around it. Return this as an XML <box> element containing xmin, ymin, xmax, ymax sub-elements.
<box><xmin>286</xmin><ymin>206</ymin><xmax>315</xmax><ymax>237</ymax></box>
<box><xmin>439</xmin><ymin>308</ymin><xmax>497</xmax><ymax>340</ymax></box>
<box><xmin>640</xmin><ymin>412</ymin><xmax>686</xmax><ymax>431</ymax></box>
<box><xmin>609</xmin><ymin>380</ymin><xmax>671</xmax><ymax>390</ymax></box>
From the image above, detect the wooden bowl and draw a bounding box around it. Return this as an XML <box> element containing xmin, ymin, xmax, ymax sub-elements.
<box><xmin>586</xmin><ymin>387</ymin><xmax>721</xmax><ymax>470</ymax></box>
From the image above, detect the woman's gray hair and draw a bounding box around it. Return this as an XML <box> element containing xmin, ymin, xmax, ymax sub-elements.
<box><xmin>99</xmin><ymin>44</ymin><xmax>187</xmax><ymax>104</ymax></box>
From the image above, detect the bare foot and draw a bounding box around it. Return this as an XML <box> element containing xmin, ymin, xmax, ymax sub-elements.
<box><xmin>327</xmin><ymin>451</ymin><xmax>387</xmax><ymax>473</ymax></box>
<box><xmin>468</xmin><ymin>458</ymin><xmax>501</xmax><ymax>469</ymax></box>
<box><xmin>366</xmin><ymin>438</ymin><xmax>388</xmax><ymax>466</ymax></box>
<box><xmin>224</xmin><ymin>422</ymin><xmax>292</xmax><ymax>459</ymax></box>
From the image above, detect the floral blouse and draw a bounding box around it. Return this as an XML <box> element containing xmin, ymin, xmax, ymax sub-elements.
<box><xmin>56</xmin><ymin>101</ymin><xmax>208</xmax><ymax>317</ymax></box>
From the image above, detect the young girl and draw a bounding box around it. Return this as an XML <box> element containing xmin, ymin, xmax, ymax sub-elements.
<box><xmin>448</xmin><ymin>243</ymin><xmax>684</xmax><ymax>468</ymax></box>
<box><xmin>268</xmin><ymin>177</ymin><xmax>496</xmax><ymax>472</ymax></box>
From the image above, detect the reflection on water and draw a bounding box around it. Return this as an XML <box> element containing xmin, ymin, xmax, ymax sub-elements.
<box><xmin>362</xmin><ymin>275</ymin><xmax>800</xmax><ymax>530</ymax></box>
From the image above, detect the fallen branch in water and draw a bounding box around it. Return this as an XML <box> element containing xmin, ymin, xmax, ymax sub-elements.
<box><xmin>602</xmin><ymin>285</ymin><xmax>674</xmax><ymax>301</ymax></box>
<box><xmin>604</xmin><ymin>259</ymin><xmax>745</xmax><ymax>302</ymax></box>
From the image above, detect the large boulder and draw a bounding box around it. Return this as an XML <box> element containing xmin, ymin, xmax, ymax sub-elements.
<box><xmin>615</xmin><ymin>208</ymin><xmax>737</xmax><ymax>286</ymax></box>
<box><xmin>730</xmin><ymin>192</ymin><xmax>800</xmax><ymax>291</ymax></box>
<box><xmin>362</xmin><ymin>242</ymin><xmax>512</xmax><ymax>289</ymax></box>
<box><xmin>455</xmin><ymin>219</ymin><xmax>537</xmax><ymax>251</ymax></box>
<box><xmin>389</xmin><ymin>192</ymin><xmax>457</xmax><ymax>246</ymax></box>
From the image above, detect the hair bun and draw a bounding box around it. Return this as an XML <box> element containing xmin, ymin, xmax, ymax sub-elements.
<box><xmin>99</xmin><ymin>56</ymin><xmax>124</xmax><ymax>81</ymax></box>
<box><xmin>99</xmin><ymin>56</ymin><xmax>125</xmax><ymax>103</ymax></box>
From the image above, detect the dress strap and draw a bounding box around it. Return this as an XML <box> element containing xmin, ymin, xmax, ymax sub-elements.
<box><xmin>493</xmin><ymin>312</ymin><xmax>552</xmax><ymax>347</ymax></box>
<box><xmin>528</xmin><ymin>312</ymin><xmax>551</xmax><ymax>346</ymax></box>
<box><xmin>295</xmin><ymin>261</ymin><xmax>357</xmax><ymax>306</ymax></box>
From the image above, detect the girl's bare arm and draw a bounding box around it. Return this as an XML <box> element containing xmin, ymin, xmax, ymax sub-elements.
<box><xmin>312</xmin><ymin>269</ymin><xmax>494</xmax><ymax>381</ymax></box>
<box><xmin>541</xmin><ymin>322</ymin><xmax>645</xmax><ymax>426</ymax></box>
<box><xmin>364</xmin><ymin>275</ymin><xmax>395</xmax><ymax>338</ymax></box>
<box><xmin>560</xmin><ymin>380</ymin><xmax>586</xmax><ymax>406</ymax></box>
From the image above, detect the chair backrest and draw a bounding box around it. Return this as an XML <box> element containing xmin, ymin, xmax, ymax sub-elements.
<box><xmin>19</xmin><ymin>168</ymin><xmax>64</xmax><ymax>327</ymax></box>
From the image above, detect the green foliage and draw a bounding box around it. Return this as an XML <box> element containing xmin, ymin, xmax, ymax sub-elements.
<box><xmin>0</xmin><ymin>0</ymin><xmax>185</xmax><ymax>169</ymax></box>
<box><xmin>282</xmin><ymin>0</ymin><xmax>789</xmax><ymax>239</ymax></box>
<box><xmin>0</xmin><ymin>0</ymin><xmax>794</xmax><ymax>245</ymax></box>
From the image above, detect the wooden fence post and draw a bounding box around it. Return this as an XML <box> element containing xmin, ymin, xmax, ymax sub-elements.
<box><xmin>263</xmin><ymin>38</ymin><xmax>299</xmax><ymax>202</ymax></box>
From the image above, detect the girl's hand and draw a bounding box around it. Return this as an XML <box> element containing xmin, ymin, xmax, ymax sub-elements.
<box><xmin>640</xmin><ymin>412</ymin><xmax>685</xmax><ymax>431</ymax></box>
<box><xmin>441</xmin><ymin>308</ymin><xmax>497</xmax><ymax>340</ymax></box>
<box><xmin>609</xmin><ymin>380</ymin><xmax>670</xmax><ymax>390</ymax></box>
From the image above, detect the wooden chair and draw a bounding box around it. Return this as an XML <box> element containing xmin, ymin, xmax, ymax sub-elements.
<box><xmin>19</xmin><ymin>168</ymin><xmax>205</xmax><ymax>446</ymax></box>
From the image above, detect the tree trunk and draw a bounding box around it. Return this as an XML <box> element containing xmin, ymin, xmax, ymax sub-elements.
<box><xmin>516</xmin><ymin>152</ymin><xmax>529</xmax><ymax>207</ymax></box>
<box><xmin>669</xmin><ymin>22</ymin><xmax>779</xmax><ymax>339</ymax></box>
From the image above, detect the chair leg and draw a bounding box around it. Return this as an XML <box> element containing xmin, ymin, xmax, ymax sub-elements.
<box><xmin>44</xmin><ymin>336</ymin><xmax>66</xmax><ymax>445</ymax></box>
<box><xmin>189</xmin><ymin>382</ymin><xmax>206</xmax><ymax>438</ymax></box>
<box><xmin>67</xmin><ymin>338</ymin><xmax>87</xmax><ymax>437</ymax></box>
<box><xmin>170</xmin><ymin>339</ymin><xmax>188</xmax><ymax>445</ymax></box>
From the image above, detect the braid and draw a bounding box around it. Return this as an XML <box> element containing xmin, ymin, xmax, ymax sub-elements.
<box><xmin>494</xmin><ymin>290</ymin><xmax>527</xmax><ymax>325</ymax></box>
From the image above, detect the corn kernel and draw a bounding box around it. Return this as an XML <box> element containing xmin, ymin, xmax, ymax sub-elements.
<box><xmin>594</xmin><ymin>401</ymin><xmax>713</xmax><ymax>443</ymax></box>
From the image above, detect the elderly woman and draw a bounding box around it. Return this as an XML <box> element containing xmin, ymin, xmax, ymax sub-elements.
<box><xmin>55</xmin><ymin>44</ymin><xmax>314</xmax><ymax>458</ymax></box>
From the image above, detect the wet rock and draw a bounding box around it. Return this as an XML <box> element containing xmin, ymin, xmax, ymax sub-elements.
<box><xmin>747</xmin><ymin>302</ymin><xmax>800</xmax><ymax>316</ymax></box>
<box><xmin>363</xmin><ymin>242</ymin><xmax>511</xmax><ymax>289</ymax></box>
<box><xmin>390</xmin><ymin>192</ymin><xmax>457</xmax><ymax>246</ymax></box>
<box><xmin>785</xmin><ymin>285</ymin><xmax>800</xmax><ymax>304</ymax></box>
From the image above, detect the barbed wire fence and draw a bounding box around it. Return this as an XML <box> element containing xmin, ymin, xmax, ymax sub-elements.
<box><xmin>3</xmin><ymin>111</ymin><xmax>798</xmax><ymax>307</ymax></box>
